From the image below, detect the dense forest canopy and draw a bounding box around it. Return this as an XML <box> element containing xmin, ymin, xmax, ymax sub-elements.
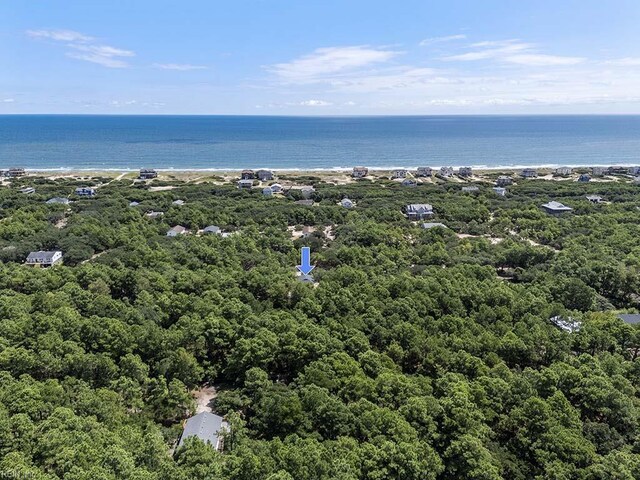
<box><xmin>0</xmin><ymin>172</ymin><xmax>639</xmax><ymax>479</ymax></box>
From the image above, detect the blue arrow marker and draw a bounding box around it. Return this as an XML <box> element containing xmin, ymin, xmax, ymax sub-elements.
<box><xmin>297</xmin><ymin>246</ymin><xmax>315</xmax><ymax>275</ymax></box>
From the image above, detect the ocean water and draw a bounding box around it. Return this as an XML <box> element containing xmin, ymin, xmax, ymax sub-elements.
<box><xmin>0</xmin><ymin>115</ymin><xmax>639</xmax><ymax>170</ymax></box>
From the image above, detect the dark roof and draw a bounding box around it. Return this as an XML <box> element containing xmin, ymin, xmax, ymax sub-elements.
<box><xmin>618</xmin><ymin>314</ymin><xmax>640</xmax><ymax>325</ymax></box>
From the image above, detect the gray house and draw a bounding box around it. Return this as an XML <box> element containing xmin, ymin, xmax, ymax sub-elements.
<box><xmin>541</xmin><ymin>201</ymin><xmax>573</xmax><ymax>215</ymax></box>
<box><xmin>26</xmin><ymin>250</ymin><xmax>63</xmax><ymax>267</ymax></box>
<box><xmin>416</xmin><ymin>167</ymin><xmax>433</xmax><ymax>177</ymax></box>
<box><xmin>439</xmin><ymin>166</ymin><xmax>454</xmax><ymax>177</ymax></box>
<box><xmin>340</xmin><ymin>198</ymin><xmax>354</xmax><ymax>208</ymax></box>
<box><xmin>392</xmin><ymin>169</ymin><xmax>408</xmax><ymax>179</ymax></box>
<box><xmin>586</xmin><ymin>195</ymin><xmax>602</xmax><ymax>203</ymax></box>
<box><xmin>521</xmin><ymin>168</ymin><xmax>538</xmax><ymax>178</ymax></box>
<box><xmin>458</xmin><ymin>166</ymin><xmax>473</xmax><ymax>177</ymax></box>
<box><xmin>406</xmin><ymin>203</ymin><xmax>434</xmax><ymax>220</ymax></box>
<box><xmin>178</xmin><ymin>412</ymin><xmax>229</xmax><ymax>451</ymax></box>
<box><xmin>139</xmin><ymin>169</ymin><xmax>158</xmax><ymax>179</ymax></box>
<box><xmin>46</xmin><ymin>197</ymin><xmax>70</xmax><ymax>204</ymax></box>
<box><xmin>256</xmin><ymin>169</ymin><xmax>274</xmax><ymax>181</ymax></box>
<box><xmin>352</xmin><ymin>166</ymin><xmax>368</xmax><ymax>178</ymax></box>
<box><xmin>203</xmin><ymin>225</ymin><xmax>221</xmax><ymax>235</ymax></box>
<box><xmin>402</xmin><ymin>178</ymin><xmax>417</xmax><ymax>187</ymax></box>
<box><xmin>496</xmin><ymin>176</ymin><xmax>513</xmax><ymax>187</ymax></box>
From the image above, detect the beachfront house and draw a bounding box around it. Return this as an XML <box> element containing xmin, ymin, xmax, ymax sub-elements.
<box><xmin>203</xmin><ymin>225</ymin><xmax>221</xmax><ymax>235</ymax></box>
<box><xmin>256</xmin><ymin>169</ymin><xmax>274</xmax><ymax>181</ymax></box>
<box><xmin>578</xmin><ymin>174</ymin><xmax>591</xmax><ymax>182</ymax></box>
<box><xmin>493</xmin><ymin>187</ymin><xmax>507</xmax><ymax>196</ymax></box>
<box><xmin>139</xmin><ymin>169</ymin><xmax>158</xmax><ymax>179</ymax></box>
<box><xmin>178</xmin><ymin>412</ymin><xmax>229</xmax><ymax>452</ymax></box>
<box><xmin>406</xmin><ymin>203</ymin><xmax>434</xmax><ymax>220</ymax></box>
<box><xmin>262</xmin><ymin>187</ymin><xmax>273</xmax><ymax>197</ymax></box>
<box><xmin>416</xmin><ymin>167</ymin><xmax>433</xmax><ymax>177</ymax></box>
<box><xmin>46</xmin><ymin>197</ymin><xmax>70</xmax><ymax>204</ymax></box>
<box><xmin>628</xmin><ymin>166</ymin><xmax>640</xmax><ymax>175</ymax></box>
<box><xmin>586</xmin><ymin>195</ymin><xmax>602</xmax><ymax>203</ymax></box>
<box><xmin>591</xmin><ymin>166</ymin><xmax>607</xmax><ymax>176</ymax></box>
<box><xmin>75</xmin><ymin>187</ymin><xmax>96</xmax><ymax>196</ymax></box>
<box><xmin>521</xmin><ymin>168</ymin><xmax>538</xmax><ymax>178</ymax></box>
<box><xmin>402</xmin><ymin>178</ymin><xmax>417</xmax><ymax>187</ymax></box>
<box><xmin>461</xmin><ymin>186</ymin><xmax>479</xmax><ymax>193</ymax></box>
<box><xmin>421</xmin><ymin>222</ymin><xmax>447</xmax><ymax>230</ymax></box>
<box><xmin>392</xmin><ymin>169</ymin><xmax>408</xmax><ymax>179</ymax></box>
<box><xmin>6</xmin><ymin>168</ymin><xmax>26</xmax><ymax>178</ymax></box>
<box><xmin>458</xmin><ymin>166</ymin><xmax>473</xmax><ymax>177</ymax></box>
<box><xmin>496</xmin><ymin>175</ymin><xmax>513</xmax><ymax>186</ymax></box>
<box><xmin>19</xmin><ymin>186</ymin><xmax>35</xmax><ymax>194</ymax></box>
<box><xmin>608</xmin><ymin>166</ymin><xmax>627</xmax><ymax>175</ymax></box>
<box><xmin>439</xmin><ymin>166</ymin><xmax>454</xmax><ymax>177</ymax></box>
<box><xmin>555</xmin><ymin>167</ymin><xmax>573</xmax><ymax>176</ymax></box>
<box><xmin>270</xmin><ymin>183</ymin><xmax>282</xmax><ymax>193</ymax></box>
<box><xmin>541</xmin><ymin>201</ymin><xmax>573</xmax><ymax>215</ymax></box>
<box><xmin>167</xmin><ymin>225</ymin><xmax>188</xmax><ymax>237</ymax></box>
<box><xmin>241</xmin><ymin>169</ymin><xmax>255</xmax><ymax>180</ymax></box>
<box><xmin>340</xmin><ymin>198</ymin><xmax>354</xmax><ymax>208</ymax></box>
<box><xmin>25</xmin><ymin>250</ymin><xmax>63</xmax><ymax>267</ymax></box>
<box><xmin>352</xmin><ymin>166</ymin><xmax>368</xmax><ymax>178</ymax></box>
<box><xmin>237</xmin><ymin>179</ymin><xmax>254</xmax><ymax>190</ymax></box>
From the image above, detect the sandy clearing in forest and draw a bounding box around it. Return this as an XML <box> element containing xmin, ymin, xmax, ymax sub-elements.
<box><xmin>194</xmin><ymin>386</ymin><xmax>217</xmax><ymax>414</ymax></box>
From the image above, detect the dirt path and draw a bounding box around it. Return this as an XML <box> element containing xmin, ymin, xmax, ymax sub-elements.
<box><xmin>193</xmin><ymin>386</ymin><xmax>217</xmax><ymax>414</ymax></box>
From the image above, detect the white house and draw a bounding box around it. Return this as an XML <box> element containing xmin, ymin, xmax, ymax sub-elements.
<box><xmin>493</xmin><ymin>187</ymin><xmax>507</xmax><ymax>196</ymax></box>
<box><xmin>167</xmin><ymin>225</ymin><xmax>188</xmax><ymax>237</ymax></box>
<box><xmin>439</xmin><ymin>166</ymin><xmax>454</xmax><ymax>177</ymax></box>
<box><xmin>25</xmin><ymin>250</ymin><xmax>63</xmax><ymax>267</ymax></box>
<box><xmin>555</xmin><ymin>167</ymin><xmax>573</xmax><ymax>175</ymax></box>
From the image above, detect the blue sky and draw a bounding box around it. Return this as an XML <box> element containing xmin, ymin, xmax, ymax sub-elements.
<box><xmin>2</xmin><ymin>0</ymin><xmax>640</xmax><ymax>114</ymax></box>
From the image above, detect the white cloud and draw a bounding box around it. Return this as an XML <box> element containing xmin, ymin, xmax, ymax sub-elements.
<box><xmin>26</xmin><ymin>29</ymin><xmax>93</xmax><ymax>42</ymax></box>
<box><xmin>299</xmin><ymin>99</ymin><xmax>332</xmax><ymax>106</ymax></box>
<box><xmin>26</xmin><ymin>29</ymin><xmax>134</xmax><ymax>68</ymax></box>
<box><xmin>605</xmin><ymin>57</ymin><xmax>640</xmax><ymax>66</ymax></box>
<box><xmin>270</xmin><ymin>46</ymin><xmax>401</xmax><ymax>83</ymax></box>
<box><xmin>442</xmin><ymin>39</ymin><xmax>586</xmax><ymax>67</ymax></box>
<box><xmin>153</xmin><ymin>63</ymin><xmax>207</xmax><ymax>71</ymax></box>
<box><xmin>504</xmin><ymin>54</ymin><xmax>585</xmax><ymax>66</ymax></box>
<box><xmin>419</xmin><ymin>34</ymin><xmax>466</xmax><ymax>46</ymax></box>
<box><xmin>2</xmin><ymin>98</ymin><xmax>15</xmax><ymax>103</ymax></box>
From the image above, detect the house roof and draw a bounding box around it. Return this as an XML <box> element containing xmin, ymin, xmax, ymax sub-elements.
<box><xmin>168</xmin><ymin>225</ymin><xmax>186</xmax><ymax>234</ymax></box>
<box><xmin>422</xmin><ymin>222</ymin><xmax>447</xmax><ymax>229</ymax></box>
<box><xmin>26</xmin><ymin>251</ymin><xmax>61</xmax><ymax>263</ymax></box>
<box><xmin>238</xmin><ymin>179</ymin><xmax>253</xmax><ymax>185</ymax></box>
<box><xmin>618</xmin><ymin>314</ymin><xmax>640</xmax><ymax>325</ymax></box>
<box><xmin>178</xmin><ymin>412</ymin><xmax>227</xmax><ymax>449</ymax></box>
<box><xmin>586</xmin><ymin>195</ymin><xmax>602</xmax><ymax>201</ymax></box>
<box><xmin>542</xmin><ymin>201</ymin><xmax>572</xmax><ymax>212</ymax></box>
<box><xmin>46</xmin><ymin>197</ymin><xmax>70</xmax><ymax>204</ymax></box>
<box><xmin>203</xmin><ymin>225</ymin><xmax>221</xmax><ymax>233</ymax></box>
<box><xmin>406</xmin><ymin>203</ymin><xmax>433</xmax><ymax>213</ymax></box>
